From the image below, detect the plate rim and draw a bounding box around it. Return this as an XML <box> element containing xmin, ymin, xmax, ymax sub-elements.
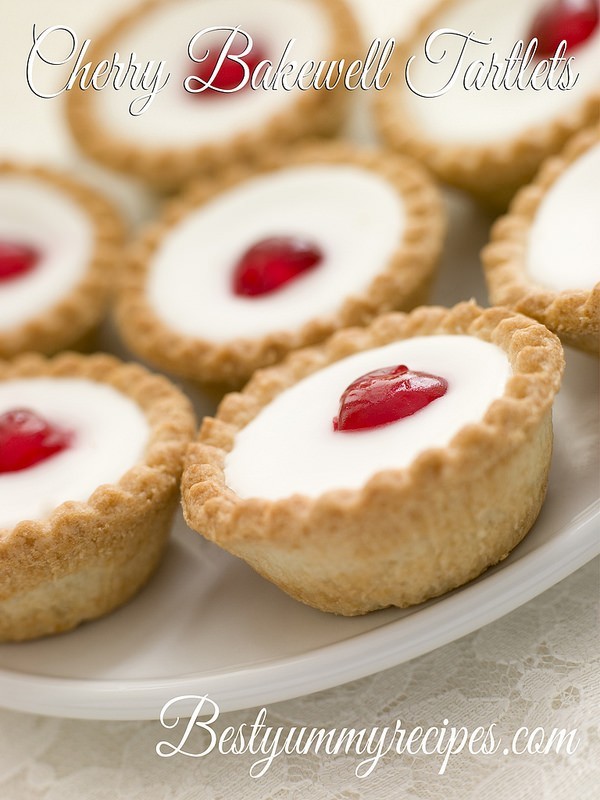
<box><xmin>0</xmin><ymin>499</ymin><xmax>597</xmax><ymax>720</ymax></box>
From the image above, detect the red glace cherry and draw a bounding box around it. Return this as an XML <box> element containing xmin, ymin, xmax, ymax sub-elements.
<box><xmin>333</xmin><ymin>365</ymin><xmax>448</xmax><ymax>432</ymax></box>
<box><xmin>528</xmin><ymin>0</ymin><xmax>599</xmax><ymax>56</ymax></box>
<box><xmin>187</xmin><ymin>40</ymin><xmax>268</xmax><ymax>99</ymax></box>
<box><xmin>0</xmin><ymin>241</ymin><xmax>39</xmax><ymax>283</ymax></box>
<box><xmin>232</xmin><ymin>236</ymin><xmax>323</xmax><ymax>297</ymax></box>
<box><xmin>0</xmin><ymin>408</ymin><xmax>73</xmax><ymax>473</ymax></box>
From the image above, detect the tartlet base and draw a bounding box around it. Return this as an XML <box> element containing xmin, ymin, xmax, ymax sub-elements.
<box><xmin>0</xmin><ymin>162</ymin><xmax>125</xmax><ymax>359</ymax></box>
<box><xmin>0</xmin><ymin>352</ymin><xmax>196</xmax><ymax>641</ymax></box>
<box><xmin>116</xmin><ymin>141</ymin><xmax>446</xmax><ymax>388</ymax></box>
<box><xmin>182</xmin><ymin>301</ymin><xmax>564</xmax><ymax>615</ymax></box>
<box><xmin>374</xmin><ymin>0</ymin><xmax>600</xmax><ymax>209</ymax></box>
<box><xmin>483</xmin><ymin>127</ymin><xmax>600</xmax><ymax>354</ymax></box>
<box><xmin>66</xmin><ymin>0</ymin><xmax>363</xmax><ymax>192</ymax></box>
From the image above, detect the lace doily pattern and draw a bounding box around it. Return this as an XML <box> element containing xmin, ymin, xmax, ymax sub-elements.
<box><xmin>0</xmin><ymin>560</ymin><xmax>597</xmax><ymax>799</ymax></box>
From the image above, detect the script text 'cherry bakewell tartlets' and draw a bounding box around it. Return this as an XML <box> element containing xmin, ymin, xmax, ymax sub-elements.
<box><xmin>0</xmin><ymin>162</ymin><xmax>124</xmax><ymax>358</ymax></box>
<box><xmin>483</xmin><ymin>126</ymin><xmax>600</xmax><ymax>354</ymax></box>
<box><xmin>115</xmin><ymin>142</ymin><xmax>445</xmax><ymax>390</ymax></box>
<box><xmin>375</xmin><ymin>0</ymin><xmax>600</xmax><ymax>208</ymax></box>
<box><xmin>66</xmin><ymin>0</ymin><xmax>362</xmax><ymax>191</ymax></box>
<box><xmin>0</xmin><ymin>353</ymin><xmax>195</xmax><ymax>641</ymax></box>
<box><xmin>182</xmin><ymin>302</ymin><xmax>564</xmax><ymax>616</ymax></box>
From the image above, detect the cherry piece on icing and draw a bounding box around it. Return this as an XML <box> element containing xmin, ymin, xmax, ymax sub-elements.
<box><xmin>0</xmin><ymin>408</ymin><xmax>73</xmax><ymax>474</ymax></box>
<box><xmin>187</xmin><ymin>41</ymin><xmax>268</xmax><ymax>99</ymax></box>
<box><xmin>528</xmin><ymin>0</ymin><xmax>599</xmax><ymax>56</ymax></box>
<box><xmin>333</xmin><ymin>365</ymin><xmax>449</xmax><ymax>432</ymax></box>
<box><xmin>232</xmin><ymin>236</ymin><xmax>323</xmax><ymax>297</ymax></box>
<box><xmin>0</xmin><ymin>241</ymin><xmax>39</xmax><ymax>283</ymax></box>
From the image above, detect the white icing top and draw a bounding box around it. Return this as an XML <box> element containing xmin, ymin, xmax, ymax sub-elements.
<box><xmin>97</xmin><ymin>0</ymin><xmax>330</xmax><ymax>146</ymax></box>
<box><xmin>404</xmin><ymin>0</ymin><xmax>600</xmax><ymax>143</ymax></box>
<box><xmin>225</xmin><ymin>335</ymin><xmax>511</xmax><ymax>500</ymax></box>
<box><xmin>0</xmin><ymin>176</ymin><xmax>93</xmax><ymax>331</ymax></box>
<box><xmin>148</xmin><ymin>164</ymin><xmax>405</xmax><ymax>341</ymax></box>
<box><xmin>527</xmin><ymin>141</ymin><xmax>600</xmax><ymax>291</ymax></box>
<box><xmin>0</xmin><ymin>378</ymin><xmax>149</xmax><ymax>529</ymax></box>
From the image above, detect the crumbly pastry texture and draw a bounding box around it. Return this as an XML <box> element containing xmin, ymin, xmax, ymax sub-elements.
<box><xmin>0</xmin><ymin>162</ymin><xmax>124</xmax><ymax>359</ymax></box>
<box><xmin>483</xmin><ymin>127</ymin><xmax>600</xmax><ymax>354</ymax></box>
<box><xmin>0</xmin><ymin>352</ymin><xmax>196</xmax><ymax>641</ymax></box>
<box><xmin>116</xmin><ymin>141</ymin><xmax>446</xmax><ymax>388</ymax></box>
<box><xmin>374</xmin><ymin>0</ymin><xmax>600</xmax><ymax>209</ymax></box>
<box><xmin>66</xmin><ymin>0</ymin><xmax>362</xmax><ymax>191</ymax></box>
<box><xmin>182</xmin><ymin>301</ymin><xmax>564</xmax><ymax>615</ymax></box>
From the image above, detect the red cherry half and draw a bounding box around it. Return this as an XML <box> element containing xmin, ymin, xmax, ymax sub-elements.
<box><xmin>187</xmin><ymin>40</ymin><xmax>268</xmax><ymax>99</ymax></box>
<box><xmin>0</xmin><ymin>408</ymin><xmax>73</xmax><ymax>473</ymax></box>
<box><xmin>0</xmin><ymin>240</ymin><xmax>39</xmax><ymax>283</ymax></box>
<box><xmin>232</xmin><ymin>236</ymin><xmax>323</xmax><ymax>297</ymax></box>
<box><xmin>333</xmin><ymin>365</ymin><xmax>448</xmax><ymax>432</ymax></box>
<box><xmin>528</xmin><ymin>0</ymin><xmax>599</xmax><ymax>56</ymax></box>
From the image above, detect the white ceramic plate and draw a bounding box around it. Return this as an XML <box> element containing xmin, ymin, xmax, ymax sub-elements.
<box><xmin>0</xmin><ymin>191</ymin><xmax>597</xmax><ymax>721</ymax></box>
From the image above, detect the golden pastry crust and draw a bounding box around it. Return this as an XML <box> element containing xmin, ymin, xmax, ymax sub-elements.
<box><xmin>483</xmin><ymin>127</ymin><xmax>600</xmax><ymax>354</ymax></box>
<box><xmin>0</xmin><ymin>352</ymin><xmax>196</xmax><ymax>641</ymax></box>
<box><xmin>182</xmin><ymin>301</ymin><xmax>564</xmax><ymax>616</ymax></box>
<box><xmin>374</xmin><ymin>0</ymin><xmax>600</xmax><ymax>209</ymax></box>
<box><xmin>0</xmin><ymin>162</ymin><xmax>124</xmax><ymax>359</ymax></box>
<box><xmin>66</xmin><ymin>0</ymin><xmax>362</xmax><ymax>192</ymax></box>
<box><xmin>116</xmin><ymin>141</ymin><xmax>446</xmax><ymax>388</ymax></box>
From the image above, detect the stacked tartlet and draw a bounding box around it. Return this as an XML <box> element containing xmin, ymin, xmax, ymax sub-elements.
<box><xmin>116</xmin><ymin>142</ymin><xmax>446</xmax><ymax>388</ymax></box>
<box><xmin>67</xmin><ymin>0</ymin><xmax>362</xmax><ymax>191</ymax></box>
<box><xmin>0</xmin><ymin>163</ymin><xmax>123</xmax><ymax>358</ymax></box>
<box><xmin>0</xmin><ymin>353</ymin><xmax>195</xmax><ymax>641</ymax></box>
<box><xmin>2</xmin><ymin>0</ymin><xmax>587</xmax><ymax>638</ymax></box>
<box><xmin>376</xmin><ymin>0</ymin><xmax>600</xmax><ymax>207</ymax></box>
<box><xmin>182</xmin><ymin>302</ymin><xmax>564</xmax><ymax>614</ymax></box>
<box><xmin>484</xmin><ymin>127</ymin><xmax>600</xmax><ymax>353</ymax></box>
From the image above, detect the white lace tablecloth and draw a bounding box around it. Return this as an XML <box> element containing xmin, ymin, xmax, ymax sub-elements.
<box><xmin>0</xmin><ymin>558</ymin><xmax>597</xmax><ymax>799</ymax></box>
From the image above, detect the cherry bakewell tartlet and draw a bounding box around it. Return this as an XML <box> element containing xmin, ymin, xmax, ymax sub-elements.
<box><xmin>182</xmin><ymin>302</ymin><xmax>564</xmax><ymax>615</ymax></box>
<box><xmin>483</xmin><ymin>127</ymin><xmax>600</xmax><ymax>354</ymax></box>
<box><xmin>0</xmin><ymin>352</ymin><xmax>195</xmax><ymax>641</ymax></box>
<box><xmin>375</xmin><ymin>0</ymin><xmax>600</xmax><ymax>208</ymax></box>
<box><xmin>0</xmin><ymin>162</ymin><xmax>124</xmax><ymax>359</ymax></box>
<box><xmin>66</xmin><ymin>0</ymin><xmax>362</xmax><ymax>191</ymax></box>
<box><xmin>116</xmin><ymin>142</ymin><xmax>445</xmax><ymax>390</ymax></box>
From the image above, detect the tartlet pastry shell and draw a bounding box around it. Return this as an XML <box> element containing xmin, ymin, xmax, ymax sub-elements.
<box><xmin>66</xmin><ymin>0</ymin><xmax>362</xmax><ymax>192</ymax></box>
<box><xmin>0</xmin><ymin>352</ymin><xmax>196</xmax><ymax>641</ymax></box>
<box><xmin>0</xmin><ymin>163</ymin><xmax>124</xmax><ymax>359</ymax></box>
<box><xmin>182</xmin><ymin>302</ymin><xmax>564</xmax><ymax>616</ymax></box>
<box><xmin>374</xmin><ymin>0</ymin><xmax>600</xmax><ymax>209</ymax></box>
<box><xmin>483</xmin><ymin>127</ymin><xmax>600</xmax><ymax>354</ymax></box>
<box><xmin>116</xmin><ymin>141</ymin><xmax>446</xmax><ymax>388</ymax></box>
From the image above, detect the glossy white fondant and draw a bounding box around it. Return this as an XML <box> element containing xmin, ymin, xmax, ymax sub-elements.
<box><xmin>0</xmin><ymin>378</ymin><xmax>149</xmax><ymax>529</ymax></box>
<box><xmin>527</xmin><ymin>141</ymin><xmax>600</xmax><ymax>291</ymax></box>
<box><xmin>225</xmin><ymin>334</ymin><xmax>511</xmax><ymax>499</ymax></box>
<box><xmin>404</xmin><ymin>0</ymin><xmax>600</xmax><ymax>143</ymax></box>
<box><xmin>147</xmin><ymin>164</ymin><xmax>405</xmax><ymax>341</ymax></box>
<box><xmin>96</xmin><ymin>0</ymin><xmax>330</xmax><ymax>145</ymax></box>
<box><xmin>0</xmin><ymin>176</ymin><xmax>93</xmax><ymax>331</ymax></box>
